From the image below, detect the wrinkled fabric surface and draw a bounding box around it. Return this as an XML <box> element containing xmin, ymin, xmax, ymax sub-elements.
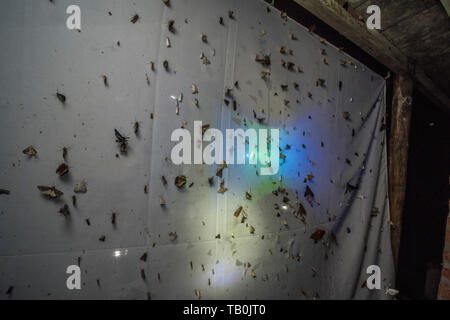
<box><xmin>0</xmin><ymin>0</ymin><xmax>394</xmax><ymax>299</ymax></box>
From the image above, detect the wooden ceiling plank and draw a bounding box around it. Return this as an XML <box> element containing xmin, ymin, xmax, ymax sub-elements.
<box><xmin>381</xmin><ymin>4</ymin><xmax>448</xmax><ymax>50</ymax></box>
<box><xmin>347</xmin><ymin>0</ymin><xmax>437</xmax><ymax>33</ymax></box>
<box><xmin>293</xmin><ymin>0</ymin><xmax>450</xmax><ymax>110</ymax></box>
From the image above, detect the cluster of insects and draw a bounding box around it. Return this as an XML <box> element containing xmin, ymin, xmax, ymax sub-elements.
<box><xmin>0</xmin><ymin>0</ymin><xmax>386</xmax><ymax>300</ymax></box>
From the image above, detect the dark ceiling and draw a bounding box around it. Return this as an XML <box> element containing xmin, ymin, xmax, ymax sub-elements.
<box><xmin>339</xmin><ymin>0</ymin><xmax>450</xmax><ymax>100</ymax></box>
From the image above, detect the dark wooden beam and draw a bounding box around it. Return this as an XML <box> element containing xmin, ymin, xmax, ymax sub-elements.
<box><xmin>293</xmin><ymin>0</ymin><xmax>450</xmax><ymax>110</ymax></box>
<box><xmin>388</xmin><ymin>73</ymin><xmax>414</xmax><ymax>270</ymax></box>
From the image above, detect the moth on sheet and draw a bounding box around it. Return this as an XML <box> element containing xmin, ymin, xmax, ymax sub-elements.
<box><xmin>200</xmin><ymin>52</ymin><xmax>210</xmax><ymax>65</ymax></box>
<box><xmin>23</xmin><ymin>145</ymin><xmax>37</xmax><ymax>157</ymax></box>
<box><xmin>169</xmin><ymin>231</ymin><xmax>177</xmax><ymax>241</ymax></box>
<box><xmin>345</xmin><ymin>183</ymin><xmax>358</xmax><ymax>194</ymax></box>
<box><xmin>252</xmin><ymin>110</ymin><xmax>265</xmax><ymax>124</ymax></box>
<box><xmin>343</xmin><ymin>112</ymin><xmax>351</xmax><ymax>120</ymax></box>
<box><xmin>167</xmin><ymin>20</ymin><xmax>175</xmax><ymax>33</ymax></box>
<box><xmin>56</xmin><ymin>91</ymin><xmax>66</xmax><ymax>104</ymax></box>
<box><xmin>111</xmin><ymin>212</ymin><xmax>117</xmax><ymax>225</ymax></box>
<box><xmin>175</xmin><ymin>175</ymin><xmax>187</xmax><ymax>188</ymax></box>
<box><xmin>217</xmin><ymin>179</ymin><xmax>228</xmax><ymax>194</ymax></box>
<box><xmin>58</xmin><ymin>146</ymin><xmax>70</xmax><ymax>160</ymax></box>
<box><xmin>304</xmin><ymin>186</ymin><xmax>314</xmax><ymax>203</ymax></box>
<box><xmin>234</xmin><ymin>206</ymin><xmax>243</xmax><ymax>218</ymax></box>
<box><xmin>310</xmin><ymin>229</ymin><xmax>325</xmax><ymax>243</ymax></box>
<box><xmin>216</xmin><ymin>161</ymin><xmax>227</xmax><ymax>178</ymax></box>
<box><xmin>194</xmin><ymin>289</ymin><xmax>201</xmax><ymax>300</ymax></box>
<box><xmin>130</xmin><ymin>14</ymin><xmax>139</xmax><ymax>24</ymax></box>
<box><xmin>59</xmin><ymin>204</ymin><xmax>70</xmax><ymax>217</ymax></box>
<box><xmin>37</xmin><ymin>186</ymin><xmax>64</xmax><ymax>199</ymax></box>
<box><xmin>316</xmin><ymin>79</ymin><xmax>325</xmax><ymax>87</ymax></box>
<box><xmin>133</xmin><ymin>121</ymin><xmax>140</xmax><ymax>135</ymax></box>
<box><xmin>255</xmin><ymin>54</ymin><xmax>271</xmax><ymax>66</ymax></box>
<box><xmin>74</xmin><ymin>180</ymin><xmax>87</xmax><ymax>194</ymax></box>
<box><xmin>56</xmin><ymin>163</ymin><xmax>69</xmax><ymax>177</ymax></box>
<box><xmin>114</xmin><ymin>129</ymin><xmax>129</xmax><ymax>154</ymax></box>
<box><xmin>202</xmin><ymin>124</ymin><xmax>210</xmax><ymax>136</ymax></box>
<box><xmin>163</xmin><ymin>60</ymin><xmax>169</xmax><ymax>71</ymax></box>
<box><xmin>102</xmin><ymin>75</ymin><xmax>108</xmax><ymax>87</ymax></box>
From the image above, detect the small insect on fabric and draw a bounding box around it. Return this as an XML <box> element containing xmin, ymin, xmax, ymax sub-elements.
<box><xmin>114</xmin><ymin>129</ymin><xmax>129</xmax><ymax>154</ymax></box>
<box><xmin>174</xmin><ymin>175</ymin><xmax>187</xmax><ymax>188</ymax></box>
<box><xmin>56</xmin><ymin>91</ymin><xmax>66</xmax><ymax>104</ymax></box>
<box><xmin>169</xmin><ymin>232</ymin><xmax>177</xmax><ymax>241</ymax></box>
<box><xmin>111</xmin><ymin>212</ymin><xmax>117</xmax><ymax>226</ymax></box>
<box><xmin>102</xmin><ymin>75</ymin><xmax>108</xmax><ymax>87</ymax></box>
<box><xmin>56</xmin><ymin>163</ymin><xmax>69</xmax><ymax>176</ymax></box>
<box><xmin>131</xmin><ymin>14</ymin><xmax>139</xmax><ymax>24</ymax></box>
<box><xmin>234</xmin><ymin>206</ymin><xmax>243</xmax><ymax>218</ymax></box>
<box><xmin>59</xmin><ymin>204</ymin><xmax>70</xmax><ymax>217</ymax></box>
<box><xmin>168</xmin><ymin>20</ymin><xmax>175</xmax><ymax>33</ymax></box>
<box><xmin>216</xmin><ymin>161</ymin><xmax>227</xmax><ymax>178</ymax></box>
<box><xmin>202</xmin><ymin>124</ymin><xmax>210</xmax><ymax>136</ymax></box>
<box><xmin>23</xmin><ymin>145</ymin><xmax>37</xmax><ymax>157</ymax></box>
<box><xmin>59</xmin><ymin>146</ymin><xmax>69</xmax><ymax>160</ymax></box>
<box><xmin>310</xmin><ymin>229</ymin><xmax>325</xmax><ymax>243</ymax></box>
<box><xmin>74</xmin><ymin>180</ymin><xmax>87</xmax><ymax>194</ymax></box>
<box><xmin>217</xmin><ymin>180</ymin><xmax>228</xmax><ymax>194</ymax></box>
<box><xmin>37</xmin><ymin>186</ymin><xmax>64</xmax><ymax>199</ymax></box>
<box><xmin>343</xmin><ymin>112</ymin><xmax>351</xmax><ymax>120</ymax></box>
<box><xmin>255</xmin><ymin>54</ymin><xmax>271</xmax><ymax>66</ymax></box>
<box><xmin>133</xmin><ymin>121</ymin><xmax>140</xmax><ymax>135</ymax></box>
<box><xmin>316</xmin><ymin>79</ymin><xmax>325</xmax><ymax>87</ymax></box>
